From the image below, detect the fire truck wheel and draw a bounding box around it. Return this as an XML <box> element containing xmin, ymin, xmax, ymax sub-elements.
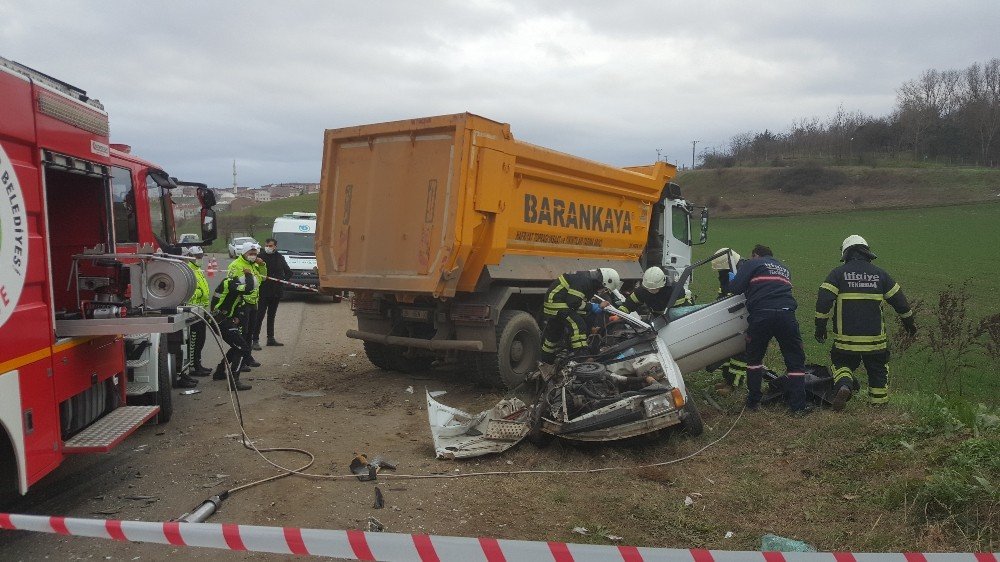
<box><xmin>679</xmin><ymin>395</ymin><xmax>703</xmax><ymax>437</ymax></box>
<box><xmin>156</xmin><ymin>343</ymin><xmax>174</xmax><ymax>423</ymax></box>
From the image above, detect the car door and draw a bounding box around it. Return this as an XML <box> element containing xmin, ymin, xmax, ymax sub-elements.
<box><xmin>656</xmin><ymin>294</ymin><xmax>748</xmax><ymax>374</ymax></box>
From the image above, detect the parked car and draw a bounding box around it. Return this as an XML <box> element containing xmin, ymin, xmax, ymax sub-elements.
<box><xmin>228</xmin><ymin>236</ymin><xmax>258</xmax><ymax>258</ymax></box>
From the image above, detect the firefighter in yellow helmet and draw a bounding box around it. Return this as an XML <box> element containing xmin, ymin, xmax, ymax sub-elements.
<box><xmin>712</xmin><ymin>248</ymin><xmax>749</xmax><ymax>394</ymax></box>
<box><xmin>815</xmin><ymin>235</ymin><xmax>916</xmax><ymax>410</ymax></box>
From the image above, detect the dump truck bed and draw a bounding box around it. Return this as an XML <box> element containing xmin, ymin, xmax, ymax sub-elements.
<box><xmin>316</xmin><ymin>113</ymin><xmax>675</xmax><ymax>297</ymax></box>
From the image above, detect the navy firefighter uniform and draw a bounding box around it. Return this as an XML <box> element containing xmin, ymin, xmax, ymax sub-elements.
<box><xmin>539</xmin><ymin>268</ymin><xmax>621</xmax><ymax>364</ymax></box>
<box><xmin>815</xmin><ymin>235</ymin><xmax>915</xmax><ymax>409</ymax></box>
<box><xmin>727</xmin><ymin>245</ymin><xmax>808</xmax><ymax>413</ymax></box>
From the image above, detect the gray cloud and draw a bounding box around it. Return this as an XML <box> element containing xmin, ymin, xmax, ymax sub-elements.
<box><xmin>2</xmin><ymin>0</ymin><xmax>997</xmax><ymax>186</ymax></box>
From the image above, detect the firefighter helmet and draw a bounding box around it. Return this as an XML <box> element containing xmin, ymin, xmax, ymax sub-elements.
<box><xmin>841</xmin><ymin>235</ymin><xmax>869</xmax><ymax>256</ymax></box>
<box><xmin>641</xmin><ymin>267</ymin><xmax>668</xmax><ymax>291</ymax></box>
<box><xmin>711</xmin><ymin>248</ymin><xmax>741</xmax><ymax>271</ymax></box>
<box><xmin>597</xmin><ymin>268</ymin><xmax>622</xmax><ymax>292</ymax></box>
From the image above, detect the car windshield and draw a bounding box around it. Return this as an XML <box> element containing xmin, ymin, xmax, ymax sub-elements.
<box><xmin>234</xmin><ymin>237</ymin><xmax>253</xmax><ymax>245</ymax></box>
<box><xmin>273</xmin><ymin>232</ymin><xmax>315</xmax><ymax>255</ymax></box>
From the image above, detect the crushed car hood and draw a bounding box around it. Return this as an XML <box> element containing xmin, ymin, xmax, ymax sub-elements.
<box><xmin>426</xmin><ymin>391</ymin><xmax>531</xmax><ymax>459</ymax></box>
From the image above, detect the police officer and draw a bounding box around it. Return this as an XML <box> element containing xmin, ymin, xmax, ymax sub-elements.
<box><xmin>254</xmin><ymin>238</ymin><xmax>293</xmax><ymax>347</ymax></box>
<box><xmin>815</xmin><ymin>235</ymin><xmax>916</xmax><ymax>410</ymax></box>
<box><xmin>183</xmin><ymin>246</ymin><xmax>212</xmax><ymax>379</ymax></box>
<box><xmin>538</xmin><ymin>268</ymin><xmax>623</xmax><ymax>375</ymax></box>
<box><xmin>727</xmin><ymin>244</ymin><xmax>809</xmax><ymax>414</ymax></box>
<box><xmin>210</xmin><ymin>271</ymin><xmax>254</xmax><ymax>391</ymax></box>
<box><xmin>618</xmin><ymin>266</ymin><xmax>689</xmax><ymax>316</ymax></box>
<box><xmin>227</xmin><ymin>244</ymin><xmax>266</xmax><ymax>362</ymax></box>
<box><xmin>712</xmin><ymin>248</ymin><xmax>748</xmax><ymax>393</ymax></box>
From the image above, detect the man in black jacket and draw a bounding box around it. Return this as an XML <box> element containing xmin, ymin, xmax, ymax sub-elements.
<box><xmin>727</xmin><ymin>244</ymin><xmax>809</xmax><ymax>415</ymax></box>
<box><xmin>254</xmin><ymin>238</ymin><xmax>294</xmax><ymax>347</ymax></box>
<box><xmin>815</xmin><ymin>235</ymin><xmax>916</xmax><ymax>410</ymax></box>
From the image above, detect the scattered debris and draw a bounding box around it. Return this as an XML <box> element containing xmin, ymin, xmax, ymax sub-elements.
<box><xmin>366</xmin><ymin>516</ymin><xmax>384</xmax><ymax>532</ymax></box>
<box><xmin>214</xmin><ymin>474</ymin><xmax>229</xmax><ymax>479</ymax></box>
<box><xmin>428</xmin><ymin>390</ymin><xmax>447</xmax><ymax>398</ymax></box>
<box><xmin>760</xmin><ymin>534</ymin><xmax>817</xmax><ymax>552</ymax></box>
<box><xmin>350</xmin><ymin>452</ymin><xmax>398</xmax><ymax>481</ymax></box>
<box><xmin>282</xmin><ymin>389</ymin><xmax>326</xmax><ymax>398</ymax></box>
<box><xmin>605</xmin><ymin>534</ymin><xmax>623</xmax><ymax>542</ymax></box>
<box><xmin>373</xmin><ymin>487</ymin><xmax>384</xmax><ymax>509</ymax></box>
<box><xmin>725</xmin><ymin>531</ymin><xmax>734</xmax><ymax>539</ymax></box>
<box><xmin>349</xmin><ymin>353</ymin><xmax>357</xmax><ymax>357</ymax></box>
<box><xmin>684</xmin><ymin>495</ymin><xmax>695</xmax><ymax>507</ymax></box>
<box><xmin>572</xmin><ymin>527</ymin><xmax>589</xmax><ymax>536</ymax></box>
<box><xmin>180</xmin><ymin>389</ymin><xmax>201</xmax><ymax>395</ymax></box>
<box><xmin>404</xmin><ymin>386</ymin><xmax>414</xmax><ymax>394</ymax></box>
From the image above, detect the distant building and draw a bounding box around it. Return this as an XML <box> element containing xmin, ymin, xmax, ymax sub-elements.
<box><xmin>253</xmin><ymin>189</ymin><xmax>271</xmax><ymax>202</ymax></box>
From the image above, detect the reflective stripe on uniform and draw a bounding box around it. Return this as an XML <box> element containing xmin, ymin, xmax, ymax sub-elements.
<box><xmin>899</xmin><ymin>309</ymin><xmax>914</xmax><ymax>318</ymax></box>
<box><xmin>884</xmin><ymin>283</ymin><xmax>901</xmax><ymax>299</ymax></box>
<box><xmin>816</xmin><ymin>310</ymin><xmax>832</xmax><ymax>319</ymax></box>
<box><xmin>833</xmin><ymin>341</ymin><xmax>887</xmax><ymax>352</ymax></box>
<box><xmin>820</xmin><ymin>282</ymin><xmax>840</xmax><ymax>295</ymax></box>
<box><xmin>868</xmin><ymin>385</ymin><xmax>889</xmax><ymax>404</ymax></box>
<box><xmin>833</xmin><ymin>366</ymin><xmax>854</xmax><ymax>384</ymax></box>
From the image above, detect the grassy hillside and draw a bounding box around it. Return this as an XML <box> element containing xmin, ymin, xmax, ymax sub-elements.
<box><xmin>678</xmin><ymin>165</ymin><xmax>1000</xmax><ymax>217</ymax></box>
<box><xmin>690</xmin><ymin>201</ymin><xmax>1000</xmax><ymax>403</ymax></box>
<box><xmin>177</xmin><ymin>193</ymin><xmax>320</xmax><ymax>251</ymax></box>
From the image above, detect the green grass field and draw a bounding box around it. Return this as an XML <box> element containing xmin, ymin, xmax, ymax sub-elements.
<box><xmin>689</xmin><ymin>201</ymin><xmax>1000</xmax><ymax>404</ymax></box>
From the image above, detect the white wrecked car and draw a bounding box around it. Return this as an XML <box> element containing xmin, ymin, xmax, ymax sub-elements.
<box><xmin>428</xmin><ymin>258</ymin><xmax>750</xmax><ymax>459</ymax></box>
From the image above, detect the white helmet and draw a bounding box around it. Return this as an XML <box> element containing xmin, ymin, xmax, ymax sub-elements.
<box><xmin>641</xmin><ymin>267</ymin><xmax>668</xmax><ymax>291</ymax></box>
<box><xmin>244</xmin><ymin>243</ymin><xmax>261</xmax><ymax>255</ymax></box>
<box><xmin>596</xmin><ymin>268</ymin><xmax>622</xmax><ymax>292</ymax></box>
<box><xmin>182</xmin><ymin>245</ymin><xmax>204</xmax><ymax>257</ymax></box>
<box><xmin>841</xmin><ymin>235</ymin><xmax>868</xmax><ymax>256</ymax></box>
<box><xmin>711</xmin><ymin>248</ymin><xmax>742</xmax><ymax>271</ymax></box>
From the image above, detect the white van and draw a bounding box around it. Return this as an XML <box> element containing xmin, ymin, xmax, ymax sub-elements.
<box><xmin>271</xmin><ymin>212</ymin><xmax>318</xmax><ymax>291</ymax></box>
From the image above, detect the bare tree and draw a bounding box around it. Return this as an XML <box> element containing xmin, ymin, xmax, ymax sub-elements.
<box><xmin>961</xmin><ymin>59</ymin><xmax>1000</xmax><ymax>165</ymax></box>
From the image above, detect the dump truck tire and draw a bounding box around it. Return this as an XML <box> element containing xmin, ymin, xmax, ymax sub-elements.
<box><xmin>363</xmin><ymin>341</ymin><xmax>394</xmax><ymax>370</ymax></box>
<box><xmin>474</xmin><ymin>310</ymin><xmax>541</xmax><ymax>389</ymax></box>
<box><xmin>680</xmin><ymin>395</ymin><xmax>703</xmax><ymax>437</ymax></box>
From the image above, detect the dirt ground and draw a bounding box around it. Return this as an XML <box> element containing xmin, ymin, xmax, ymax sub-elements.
<box><xmin>0</xmin><ymin>290</ymin><xmax>984</xmax><ymax>560</ymax></box>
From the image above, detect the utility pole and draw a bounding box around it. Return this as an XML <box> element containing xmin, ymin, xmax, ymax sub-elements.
<box><xmin>691</xmin><ymin>140</ymin><xmax>700</xmax><ymax>170</ymax></box>
<box><xmin>232</xmin><ymin>160</ymin><xmax>238</xmax><ymax>194</ymax></box>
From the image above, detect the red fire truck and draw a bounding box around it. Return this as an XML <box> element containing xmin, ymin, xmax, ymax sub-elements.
<box><xmin>0</xmin><ymin>56</ymin><xmax>218</xmax><ymax>500</ymax></box>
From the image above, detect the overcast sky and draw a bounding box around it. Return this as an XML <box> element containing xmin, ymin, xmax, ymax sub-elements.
<box><xmin>2</xmin><ymin>1</ymin><xmax>997</xmax><ymax>188</ymax></box>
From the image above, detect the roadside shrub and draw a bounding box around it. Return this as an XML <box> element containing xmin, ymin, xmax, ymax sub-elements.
<box><xmin>761</xmin><ymin>162</ymin><xmax>847</xmax><ymax>195</ymax></box>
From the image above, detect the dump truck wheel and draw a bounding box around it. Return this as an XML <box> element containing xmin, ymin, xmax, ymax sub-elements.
<box><xmin>475</xmin><ymin>310</ymin><xmax>541</xmax><ymax>389</ymax></box>
<box><xmin>680</xmin><ymin>395</ymin><xmax>703</xmax><ymax>437</ymax></box>
<box><xmin>363</xmin><ymin>341</ymin><xmax>394</xmax><ymax>370</ymax></box>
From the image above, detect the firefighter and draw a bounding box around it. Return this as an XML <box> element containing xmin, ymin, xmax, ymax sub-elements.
<box><xmin>183</xmin><ymin>246</ymin><xmax>212</xmax><ymax>380</ymax></box>
<box><xmin>210</xmin><ymin>271</ymin><xmax>254</xmax><ymax>391</ymax></box>
<box><xmin>618</xmin><ymin>266</ymin><xmax>689</xmax><ymax>316</ymax></box>
<box><xmin>815</xmin><ymin>235</ymin><xmax>916</xmax><ymax>410</ymax></box>
<box><xmin>538</xmin><ymin>268</ymin><xmax>623</xmax><ymax>375</ymax></box>
<box><xmin>226</xmin><ymin>244</ymin><xmax>266</xmax><ymax>364</ymax></box>
<box><xmin>727</xmin><ymin>244</ymin><xmax>809</xmax><ymax>415</ymax></box>
<box><xmin>712</xmin><ymin>248</ymin><xmax>749</xmax><ymax>394</ymax></box>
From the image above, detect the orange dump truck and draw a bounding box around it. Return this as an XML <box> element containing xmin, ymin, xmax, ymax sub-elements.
<box><xmin>316</xmin><ymin>113</ymin><xmax>706</xmax><ymax>387</ymax></box>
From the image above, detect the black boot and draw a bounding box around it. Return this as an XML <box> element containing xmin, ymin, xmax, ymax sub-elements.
<box><xmin>246</xmin><ymin>358</ymin><xmax>262</xmax><ymax>368</ymax></box>
<box><xmin>191</xmin><ymin>365</ymin><xmax>212</xmax><ymax>377</ymax></box>
<box><xmin>267</xmin><ymin>339</ymin><xmax>284</xmax><ymax>346</ymax></box>
<box><xmin>231</xmin><ymin>376</ymin><xmax>252</xmax><ymax>391</ymax></box>
<box><xmin>251</xmin><ymin>340</ymin><xmax>262</xmax><ymax>351</ymax></box>
<box><xmin>173</xmin><ymin>375</ymin><xmax>199</xmax><ymax>389</ymax></box>
<box><xmin>212</xmin><ymin>365</ymin><xmax>227</xmax><ymax>381</ymax></box>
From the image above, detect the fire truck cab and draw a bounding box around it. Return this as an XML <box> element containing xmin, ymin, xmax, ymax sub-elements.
<box><xmin>0</xmin><ymin>56</ymin><xmax>217</xmax><ymax>499</ymax></box>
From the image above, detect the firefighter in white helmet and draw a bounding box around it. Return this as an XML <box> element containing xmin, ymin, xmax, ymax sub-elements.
<box><xmin>711</xmin><ymin>248</ymin><xmax>749</xmax><ymax>394</ymax></box>
<box><xmin>815</xmin><ymin>235</ymin><xmax>915</xmax><ymax>410</ymax></box>
<box><xmin>538</xmin><ymin>268</ymin><xmax>623</xmax><ymax>372</ymax></box>
<box><xmin>618</xmin><ymin>266</ymin><xmax>690</xmax><ymax>316</ymax></box>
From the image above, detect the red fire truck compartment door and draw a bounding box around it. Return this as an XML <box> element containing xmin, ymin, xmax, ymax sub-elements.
<box><xmin>62</xmin><ymin>405</ymin><xmax>159</xmax><ymax>453</ymax></box>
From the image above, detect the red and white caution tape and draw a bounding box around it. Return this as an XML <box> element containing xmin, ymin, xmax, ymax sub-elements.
<box><xmin>264</xmin><ymin>275</ymin><xmax>321</xmax><ymax>293</ymax></box>
<box><xmin>1</xmin><ymin>513</ymin><xmax>997</xmax><ymax>561</ymax></box>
